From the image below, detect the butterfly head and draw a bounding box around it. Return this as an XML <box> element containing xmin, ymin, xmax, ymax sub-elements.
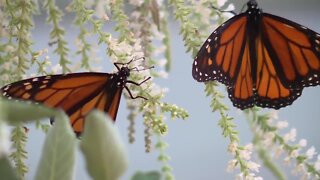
<box><xmin>247</xmin><ymin>0</ymin><xmax>258</xmax><ymax>8</ymax></box>
<box><xmin>119</xmin><ymin>66</ymin><xmax>131</xmax><ymax>78</ymax></box>
<box><xmin>246</xmin><ymin>0</ymin><xmax>261</xmax><ymax>17</ymax></box>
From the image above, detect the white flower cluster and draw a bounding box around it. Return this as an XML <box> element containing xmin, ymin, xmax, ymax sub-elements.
<box><xmin>128</xmin><ymin>2</ymin><xmax>169</xmax><ymax>79</ymax></box>
<box><xmin>227</xmin><ymin>142</ymin><xmax>263</xmax><ymax>179</ymax></box>
<box><xmin>257</xmin><ymin>110</ymin><xmax>320</xmax><ymax>179</ymax></box>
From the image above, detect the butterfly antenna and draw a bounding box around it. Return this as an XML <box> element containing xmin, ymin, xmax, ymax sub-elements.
<box><xmin>211</xmin><ymin>4</ymin><xmax>237</xmax><ymax>16</ymax></box>
<box><xmin>240</xmin><ymin>2</ymin><xmax>247</xmax><ymax>13</ymax></box>
<box><xmin>130</xmin><ymin>65</ymin><xmax>154</xmax><ymax>72</ymax></box>
<box><xmin>126</xmin><ymin>56</ymin><xmax>146</xmax><ymax>65</ymax></box>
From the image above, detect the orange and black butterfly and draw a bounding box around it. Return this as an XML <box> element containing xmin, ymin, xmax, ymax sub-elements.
<box><xmin>193</xmin><ymin>0</ymin><xmax>320</xmax><ymax>109</ymax></box>
<box><xmin>1</xmin><ymin>59</ymin><xmax>151</xmax><ymax>136</ymax></box>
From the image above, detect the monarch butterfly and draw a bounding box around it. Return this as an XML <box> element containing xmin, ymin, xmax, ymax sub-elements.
<box><xmin>193</xmin><ymin>0</ymin><xmax>320</xmax><ymax>109</ymax></box>
<box><xmin>1</xmin><ymin>59</ymin><xmax>151</xmax><ymax>136</ymax></box>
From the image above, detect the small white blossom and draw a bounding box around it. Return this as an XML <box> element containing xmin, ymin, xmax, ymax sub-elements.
<box><xmin>228</xmin><ymin>142</ymin><xmax>238</xmax><ymax>155</ymax></box>
<box><xmin>11</xmin><ymin>56</ymin><xmax>19</xmax><ymax>64</ymax></box>
<box><xmin>153</xmin><ymin>46</ymin><xmax>166</xmax><ymax>56</ymax></box>
<box><xmin>156</xmin><ymin>58</ymin><xmax>167</xmax><ymax>67</ymax></box>
<box><xmin>3</xmin><ymin>62</ymin><xmax>11</xmax><ymax>71</ymax></box>
<box><xmin>94</xmin><ymin>0</ymin><xmax>108</xmax><ymax>18</ymax></box>
<box><xmin>102</xmin><ymin>14</ymin><xmax>110</xmax><ymax>21</ymax></box>
<box><xmin>226</xmin><ymin>159</ymin><xmax>237</xmax><ymax>172</ymax></box>
<box><xmin>274</xmin><ymin>146</ymin><xmax>284</xmax><ymax>159</ymax></box>
<box><xmin>269</xmin><ymin>110</ymin><xmax>279</xmax><ymax>120</ymax></box>
<box><xmin>194</xmin><ymin>0</ymin><xmax>211</xmax><ymax>25</ymax></box>
<box><xmin>222</xmin><ymin>4</ymin><xmax>235</xmax><ymax>19</ymax></box>
<box><xmin>314</xmin><ymin>155</ymin><xmax>320</xmax><ymax>171</ymax></box>
<box><xmin>301</xmin><ymin>173</ymin><xmax>311</xmax><ymax>180</ymax></box>
<box><xmin>276</xmin><ymin>120</ymin><xmax>288</xmax><ymax>129</ymax></box>
<box><xmin>217</xmin><ymin>0</ymin><xmax>227</xmax><ymax>7</ymax></box>
<box><xmin>152</xmin><ymin>24</ymin><xmax>165</xmax><ymax>40</ymax></box>
<box><xmin>1</xmin><ymin>74</ymin><xmax>9</xmax><ymax>82</ymax></box>
<box><xmin>236</xmin><ymin>173</ymin><xmax>244</xmax><ymax>180</ymax></box>
<box><xmin>44</xmin><ymin>55</ymin><xmax>50</xmax><ymax>61</ymax></box>
<box><xmin>51</xmin><ymin>64</ymin><xmax>62</xmax><ymax>74</ymax></box>
<box><xmin>129</xmin><ymin>0</ymin><xmax>143</xmax><ymax>6</ymax></box>
<box><xmin>225</xmin><ymin>3</ymin><xmax>235</xmax><ymax>11</ymax></box>
<box><xmin>148</xmin><ymin>83</ymin><xmax>168</xmax><ymax>97</ymax></box>
<box><xmin>263</xmin><ymin>132</ymin><xmax>275</xmax><ymax>147</ymax></box>
<box><xmin>247</xmin><ymin>161</ymin><xmax>261</xmax><ymax>172</ymax></box>
<box><xmin>240</xmin><ymin>146</ymin><xmax>252</xmax><ymax>161</ymax></box>
<box><xmin>306</xmin><ymin>146</ymin><xmax>316</xmax><ymax>159</ymax></box>
<box><xmin>292</xmin><ymin>164</ymin><xmax>306</xmax><ymax>176</ymax></box>
<box><xmin>156</xmin><ymin>0</ymin><xmax>163</xmax><ymax>5</ymax></box>
<box><xmin>254</xmin><ymin>177</ymin><xmax>263</xmax><ymax>180</ymax></box>
<box><xmin>283</xmin><ymin>128</ymin><xmax>297</xmax><ymax>142</ymax></box>
<box><xmin>157</xmin><ymin>70</ymin><xmax>168</xmax><ymax>78</ymax></box>
<box><xmin>75</xmin><ymin>38</ymin><xmax>84</xmax><ymax>50</ymax></box>
<box><xmin>299</xmin><ymin>139</ymin><xmax>307</xmax><ymax>147</ymax></box>
<box><xmin>284</xmin><ymin>156</ymin><xmax>291</xmax><ymax>166</ymax></box>
<box><xmin>4</xmin><ymin>45</ymin><xmax>15</xmax><ymax>53</ymax></box>
<box><xmin>290</xmin><ymin>149</ymin><xmax>299</xmax><ymax>158</ymax></box>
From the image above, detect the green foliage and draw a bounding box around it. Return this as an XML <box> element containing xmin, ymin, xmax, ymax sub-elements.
<box><xmin>132</xmin><ymin>171</ymin><xmax>161</xmax><ymax>180</ymax></box>
<box><xmin>35</xmin><ymin>111</ymin><xmax>76</xmax><ymax>180</ymax></box>
<box><xmin>246</xmin><ymin>108</ymin><xmax>320</xmax><ymax>178</ymax></box>
<box><xmin>44</xmin><ymin>0</ymin><xmax>71</xmax><ymax>73</ymax></box>
<box><xmin>0</xmin><ymin>157</ymin><xmax>19</xmax><ymax>180</ymax></box>
<box><xmin>0</xmin><ymin>98</ymin><xmax>129</xmax><ymax>180</ymax></box>
<box><xmin>80</xmin><ymin>110</ymin><xmax>128</xmax><ymax>180</ymax></box>
<box><xmin>2</xmin><ymin>99</ymin><xmax>55</xmax><ymax>124</ymax></box>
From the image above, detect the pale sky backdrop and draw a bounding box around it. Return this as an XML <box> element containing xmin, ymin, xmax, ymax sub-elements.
<box><xmin>24</xmin><ymin>0</ymin><xmax>320</xmax><ymax>179</ymax></box>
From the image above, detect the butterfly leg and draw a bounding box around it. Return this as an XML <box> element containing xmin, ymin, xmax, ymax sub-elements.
<box><xmin>124</xmin><ymin>86</ymin><xmax>147</xmax><ymax>100</ymax></box>
<box><xmin>125</xmin><ymin>77</ymin><xmax>151</xmax><ymax>100</ymax></box>
<box><xmin>126</xmin><ymin>77</ymin><xmax>151</xmax><ymax>86</ymax></box>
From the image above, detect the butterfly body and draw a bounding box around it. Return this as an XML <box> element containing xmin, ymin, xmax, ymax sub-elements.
<box><xmin>193</xmin><ymin>0</ymin><xmax>320</xmax><ymax>109</ymax></box>
<box><xmin>1</xmin><ymin>63</ymin><xmax>149</xmax><ymax>136</ymax></box>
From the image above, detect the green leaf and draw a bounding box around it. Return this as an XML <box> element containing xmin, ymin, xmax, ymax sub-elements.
<box><xmin>0</xmin><ymin>157</ymin><xmax>19</xmax><ymax>180</ymax></box>
<box><xmin>2</xmin><ymin>99</ymin><xmax>55</xmax><ymax>124</ymax></box>
<box><xmin>35</xmin><ymin>111</ymin><xmax>77</xmax><ymax>180</ymax></box>
<box><xmin>131</xmin><ymin>171</ymin><xmax>161</xmax><ymax>180</ymax></box>
<box><xmin>149</xmin><ymin>0</ymin><xmax>161</xmax><ymax>31</ymax></box>
<box><xmin>80</xmin><ymin>110</ymin><xmax>128</xmax><ymax>180</ymax></box>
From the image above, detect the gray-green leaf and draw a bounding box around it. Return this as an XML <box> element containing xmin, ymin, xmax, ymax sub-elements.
<box><xmin>0</xmin><ymin>157</ymin><xmax>19</xmax><ymax>180</ymax></box>
<box><xmin>2</xmin><ymin>98</ymin><xmax>55</xmax><ymax>124</ymax></box>
<box><xmin>35</xmin><ymin>111</ymin><xmax>77</xmax><ymax>180</ymax></box>
<box><xmin>80</xmin><ymin>110</ymin><xmax>128</xmax><ymax>180</ymax></box>
<box><xmin>132</xmin><ymin>171</ymin><xmax>161</xmax><ymax>180</ymax></box>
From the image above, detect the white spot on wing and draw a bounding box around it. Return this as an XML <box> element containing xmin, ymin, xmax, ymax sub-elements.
<box><xmin>301</xmin><ymin>26</ymin><xmax>307</xmax><ymax>29</ymax></box>
<box><xmin>32</xmin><ymin>78</ymin><xmax>38</xmax><ymax>82</ymax></box>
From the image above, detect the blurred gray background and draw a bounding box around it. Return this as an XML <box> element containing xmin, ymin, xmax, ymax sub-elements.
<box><xmin>25</xmin><ymin>0</ymin><xmax>320</xmax><ymax>179</ymax></box>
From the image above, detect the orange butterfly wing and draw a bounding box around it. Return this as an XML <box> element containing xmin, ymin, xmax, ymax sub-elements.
<box><xmin>262</xmin><ymin>13</ymin><xmax>320</xmax><ymax>89</ymax></box>
<box><xmin>2</xmin><ymin>72</ymin><xmax>123</xmax><ymax>135</ymax></box>
<box><xmin>193</xmin><ymin>15</ymin><xmax>248</xmax><ymax>86</ymax></box>
<box><xmin>193</xmin><ymin>2</ymin><xmax>320</xmax><ymax>109</ymax></box>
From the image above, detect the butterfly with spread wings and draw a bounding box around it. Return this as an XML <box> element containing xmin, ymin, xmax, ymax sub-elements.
<box><xmin>1</xmin><ymin>59</ymin><xmax>151</xmax><ymax>136</ymax></box>
<box><xmin>193</xmin><ymin>0</ymin><xmax>320</xmax><ymax>109</ymax></box>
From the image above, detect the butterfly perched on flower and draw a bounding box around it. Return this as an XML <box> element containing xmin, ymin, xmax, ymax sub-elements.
<box><xmin>193</xmin><ymin>0</ymin><xmax>320</xmax><ymax>109</ymax></box>
<box><xmin>1</xmin><ymin>59</ymin><xmax>151</xmax><ymax>136</ymax></box>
